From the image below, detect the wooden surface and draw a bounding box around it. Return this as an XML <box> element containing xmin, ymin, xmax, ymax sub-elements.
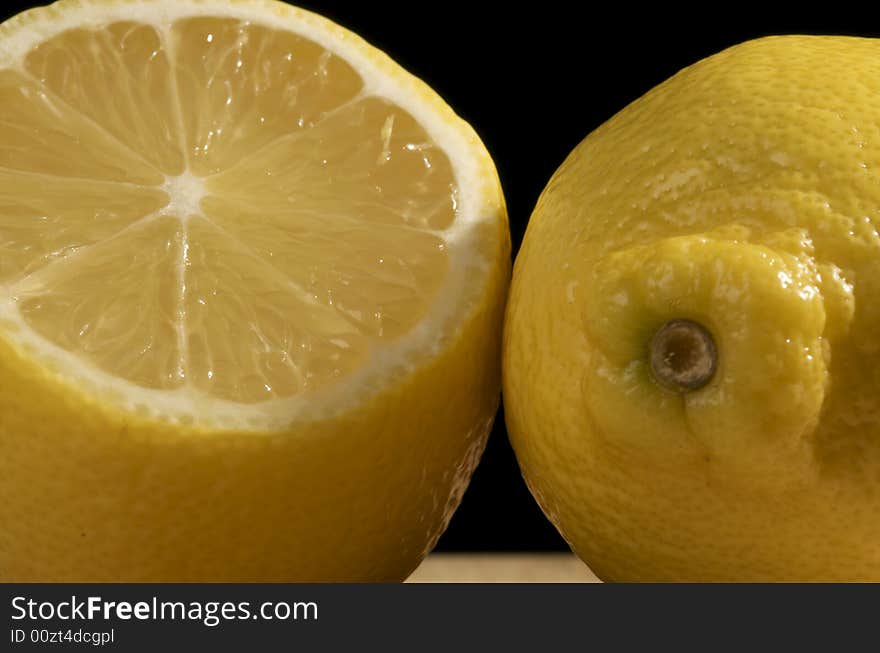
<box><xmin>407</xmin><ymin>553</ymin><xmax>601</xmax><ymax>583</ymax></box>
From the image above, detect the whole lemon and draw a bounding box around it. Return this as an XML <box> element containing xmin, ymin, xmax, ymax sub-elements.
<box><xmin>504</xmin><ymin>35</ymin><xmax>880</xmax><ymax>581</ymax></box>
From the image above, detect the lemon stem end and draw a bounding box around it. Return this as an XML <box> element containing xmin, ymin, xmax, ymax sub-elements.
<box><xmin>649</xmin><ymin>319</ymin><xmax>717</xmax><ymax>392</ymax></box>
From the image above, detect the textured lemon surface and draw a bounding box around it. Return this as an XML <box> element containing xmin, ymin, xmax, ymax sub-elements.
<box><xmin>504</xmin><ymin>36</ymin><xmax>880</xmax><ymax>581</ymax></box>
<box><xmin>0</xmin><ymin>0</ymin><xmax>509</xmax><ymax>581</ymax></box>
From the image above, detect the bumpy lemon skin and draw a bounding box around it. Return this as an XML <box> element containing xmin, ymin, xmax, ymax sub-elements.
<box><xmin>504</xmin><ymin>36</ymin><xmax>880</xmax><ymax>582</ymax></box>
<box><xmin>0</xmin><ymin>212</ymin><xmax>507</xmax><ymax>582</ymax></box>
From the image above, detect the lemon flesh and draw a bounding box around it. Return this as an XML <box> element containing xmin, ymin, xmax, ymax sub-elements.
<box><xmin>504</xmin><ymin>36</ymin><xmax>880</xmax><ymax>582</ymax></box>
<box><xmin>0</xmin><ymin>0</ymin><xmax>509</xmax><ymax>581</ymax></box>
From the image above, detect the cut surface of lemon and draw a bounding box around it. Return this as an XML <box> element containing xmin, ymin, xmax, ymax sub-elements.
<box><xmin>0</xmin><ymin>0</ymin><xmax>505</xmax><ymax>427</ymax></box>
<box><xmin>0</xmin><ymin>0</ymin><xmax>508</xmax><ymax>581</ymax></box>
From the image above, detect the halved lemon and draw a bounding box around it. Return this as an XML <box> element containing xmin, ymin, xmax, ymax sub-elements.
<box><xmin>0</xmin><ymin>0</ymin><xmax>508</xmax><ymax>581</ymax></box>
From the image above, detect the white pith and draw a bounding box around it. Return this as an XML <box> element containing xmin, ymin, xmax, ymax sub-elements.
<box><xmin>0</xmin><ymin>0</ymin><xmax>498</xmax><ymax>430</ymax></box>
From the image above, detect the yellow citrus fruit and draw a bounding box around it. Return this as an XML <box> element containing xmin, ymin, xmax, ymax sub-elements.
<box><xmin>504</xmin><ymin>35</ymin><xmax>880</xmax><ymax>581</ymax></box>
<box><xmin>0</xmin><ymin>0</ymin><xmax>509</xmax><ymax>581</ymax></box>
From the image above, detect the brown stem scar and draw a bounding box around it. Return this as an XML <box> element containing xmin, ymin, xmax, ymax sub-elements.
<box><xmin>649</xmin><ymin>319</ymin><xmax>717</xmax><ymax>392</ymax></box>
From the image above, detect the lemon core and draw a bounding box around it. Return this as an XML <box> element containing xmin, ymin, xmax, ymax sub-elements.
<box><xmin>160</xmin><ymin>172</ymin><xmax>206</xmax><ymax>217</ymax></box>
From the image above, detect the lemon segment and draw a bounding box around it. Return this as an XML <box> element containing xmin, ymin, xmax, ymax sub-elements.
<box><xmin>171</xmin><ymin>15</ymin><xmax>364</xmax><ymax>176</ymax></box>
<box><xmin>16</xmin><ymin>216</ymin><xmax>185</xmax><ymax>391</ymax></box>
<box><xmin>0</xmin><ymin>68</ymin><xmax>162</xmax><ymax>183</ymax></box>
<box><xmin>0</xmin><ymin>170</ymin><xmax>167</xmax><ymax>281</ymax></box>
<box><xmin>24</xmin><ymin>20</ymin><xmax>187</xmax><ymax>174</ymax></box>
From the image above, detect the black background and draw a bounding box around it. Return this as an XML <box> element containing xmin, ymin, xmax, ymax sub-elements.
<box><xmin>2</xmin><ymin>1</ymin><xmax>879</xmax><ymax>552</ymax></box>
